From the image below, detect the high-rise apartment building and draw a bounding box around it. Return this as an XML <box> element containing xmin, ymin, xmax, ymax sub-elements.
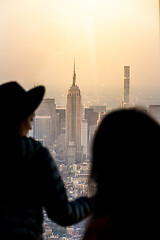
<box><xmin>66</xmin><ymin>63</ymin><xmax>82</xmax><ymax>162</ymax></box>
<box><xmin>123</xmin><ymin>66</ymin><xmax>130</xmax><ymax>108</ymax></box>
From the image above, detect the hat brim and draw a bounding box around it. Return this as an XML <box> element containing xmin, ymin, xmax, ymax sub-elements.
<box><xmin>21</xmin><ymin>86</ymin><xmax>45</xmax><ymax>119</ymax></box>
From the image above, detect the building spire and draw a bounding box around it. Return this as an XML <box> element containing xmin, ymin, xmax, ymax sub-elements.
<box><xmin>73</xmin><ymin>59</ymin><xmax>76</xmax><ymax>86</ymax></box>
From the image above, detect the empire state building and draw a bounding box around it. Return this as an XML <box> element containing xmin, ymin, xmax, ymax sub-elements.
<box><xmin>66</xmin><ymin>63</ymin><xmax>82</xmax><ymax>162</ymax></box>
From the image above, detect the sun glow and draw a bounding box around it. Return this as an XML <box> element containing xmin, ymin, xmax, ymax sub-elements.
<box><xmin>60</xmin><ymin>0</ymin><xmax>131</xmax><ymax>21</ymax></box>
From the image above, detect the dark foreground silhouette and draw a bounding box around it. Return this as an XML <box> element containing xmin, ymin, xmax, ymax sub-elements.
<box><xmin>0</xmin><ymin>81</ymin><xmax>93</xmax><ymax>240</ymax></box>
<box><xmin>83</xmin><ymin>108</ymin><xmax>160</xmax><ymax>240</ymax></box>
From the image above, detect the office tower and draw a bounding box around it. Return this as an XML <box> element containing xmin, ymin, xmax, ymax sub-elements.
<box><xmin>148</xmin><ymin>105</ymin><xmax>160</xmax><ymax>124</ymax></box>
<box><xmin>66</xmin><ymin>62</ymin><xmax>82</xmax><ymax>162</ymax></box>
<box><xmin>123</xmin><ymin>66</ymin><xmax>130</xmax><ymax>108</ymax></box>
<box><xmin>34</xmin><ymin>116</ymin><xmax>51</xmax><ymax>146</ymax></box>
<box><xmin>34</xmin><ymin>98</ymin><xmax>57</xmax><ymax>149</ymax></box>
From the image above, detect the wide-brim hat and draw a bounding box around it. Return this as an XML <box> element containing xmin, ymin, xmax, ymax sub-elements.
<box><xmin>0</xmin><ymin>81</ymin><xmax>45</xmax><ymax>121</ymax></box>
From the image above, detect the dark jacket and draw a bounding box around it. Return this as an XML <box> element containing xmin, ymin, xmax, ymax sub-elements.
<box><xmin>83</xmin><ymin>214</ymin><xmax>113</xmax><ymax>240</ymax></box>
<box><xmin>0</xmin><ymin>137</ymin><xmax>92</xmax><ymax>240</ymax></box>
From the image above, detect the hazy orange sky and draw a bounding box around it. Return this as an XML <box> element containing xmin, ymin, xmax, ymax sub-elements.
<box><xmin>0</xmin><ymin>0</ymin><xmax>159</xmax><ymax>98</ymax></box>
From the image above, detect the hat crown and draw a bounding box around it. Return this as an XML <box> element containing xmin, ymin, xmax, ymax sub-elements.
<box><xmin>0</xmin><ymin>81</ymin><xmax>45</xmax><ymax>120</ymax></box>
<box><xmin>0</xmin><ymin>82</ymin><xmax>26</xmax><ymax>99</ymax></box>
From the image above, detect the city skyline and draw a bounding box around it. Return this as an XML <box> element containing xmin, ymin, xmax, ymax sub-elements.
<box><xmin>0</xmin><ymin>0</ymin><xmax>159</xmax><ymax>98</ymax></box>
<box><xmin>1</xmin><ymin>2</ymin><xmax>159</xmax><ymax>238</ymax></box>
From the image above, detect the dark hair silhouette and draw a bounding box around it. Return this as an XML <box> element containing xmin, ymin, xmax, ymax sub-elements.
<box><xmin>0</xmin><ymin>82</ymin><xmax>45</xmax><ymax>137</ymax></box>
<box><xmin>0</xmin><ymin>82</ymin><xmax>93</xmax><ymax>240</ymax></box>
<box><xmin>84</xmin><ymin>108</ymin><xmax>160</xmax><ymax>239</ymax></box>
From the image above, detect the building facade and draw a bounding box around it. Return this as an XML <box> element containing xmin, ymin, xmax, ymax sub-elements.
<box><xmin>66</xmin><ymin>63</ymin><xmax>82</xmax><ymax>162</ymax></box>
<box><xmin>34</xmin><ymin>98</ymin><xmax>57</xmax><ymax>149</ymax></box>
<box><xmin>34</xmin><ymin>116</ymin><xmax>51</xmax><ymax>146</ymax></box>
<box><xmin>81</xmin><ymin>119</ymin><xmax>88</xmax><ymax>159</ymax></box>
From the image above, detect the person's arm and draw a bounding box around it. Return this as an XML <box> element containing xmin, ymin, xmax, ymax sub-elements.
<box><xmin>39</xmin><ymin>146</ymin><xmax>93</xmax><ymax>226</ymax></box>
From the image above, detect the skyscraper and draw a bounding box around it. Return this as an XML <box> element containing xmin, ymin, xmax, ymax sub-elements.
<box><xmin>123</xmin><ymin>66</ymin><xmax>130</xmax><ymax>108</ymax></box>
<box><xmin>66</xmin><ymin>62</ymin><xmax>82</xmax><ymax>162</ymax></box>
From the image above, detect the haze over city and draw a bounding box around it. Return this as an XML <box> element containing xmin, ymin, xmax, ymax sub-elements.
<box><xmin>0</xmin><ymin>0</ymin><xmax>159</xmax><ymax>106</ymax></box>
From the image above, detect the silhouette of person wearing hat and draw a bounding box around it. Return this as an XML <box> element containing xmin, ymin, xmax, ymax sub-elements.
<box><xmin>0</xmin><ymin>82</ymin><xmax>94</xmax><ymax>240</ymax></box>
<box><xmin>83</xmin><ymin>108</ymin><xmax>160</xmax><ymax>240</ymax></box>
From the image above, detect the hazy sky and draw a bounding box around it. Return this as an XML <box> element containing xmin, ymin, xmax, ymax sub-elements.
<box><xmin>0</xmin><ymin>0</ymin><xmax>159</xmax><ymax>98</ymax></box>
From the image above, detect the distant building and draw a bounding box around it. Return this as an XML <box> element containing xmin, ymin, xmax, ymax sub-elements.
<box><xmin>67</xmin><ymin>142</ymin><xmax>76</xmax><ymax>164</ymax></box>
<box><xmin>66</xmin><ymin>62</ymin><xmax>83</xmax><ymax>162</ymax></box>
<box><xmin>88</xmin><ymin>124</ymin><xmax>97</xmax><ymax>154</ymax></box>
<box><xmin>34</xmin><ymin>116</ymin><xmax>51</xmax><ymax>146</ymax></box>
<box><xmin>123</xmin><ymin>66</ymin><xmax>130</xmax><ymax>108</ymax></box>
<box><xmin>56</xmin><ymin>108</ymin><xmax>66</xmax><ymax>137</ymax></box>
<box><xmin>97</xmin><ymin>111</ymin><xmax>106</xmax><ymax>126</ymax></box>
<box><xmin>84</xmin><ymin>107</ymin><xmax>99</xmax><ymax>156</ymax></box>
<box><xmin>34</xmin><ymin>98</ymin><xmax>57</xmax><ymax>148</ymax></box>
<box><xmin>55</xmin><ymin>108</ymin><xmax>66</xmax><ymax>160</ymax></box>
<box><xmin>57</xmin><ymin>128</ymin><xmax>66</xmax><ymax>160</ymax></box>
<box><xmin>85</xmin><ymin>108</ymin><xmax>98</xmax><ymax>127</ymax></box>
<box><xmin>148</xmin><ymin>105</ymin><xmax>160</xmax><ymax>124</ymax></box>
<box><xmin>89</xmin><ymin>105</ymin><xmax>106</xmax><ymax>113</ymax></box>
<box><xmin>81</xmin><ymin>119</ymin><xmax>88</xmax><ymax>158</ymax></box>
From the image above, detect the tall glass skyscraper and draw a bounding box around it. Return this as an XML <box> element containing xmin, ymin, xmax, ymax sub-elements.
<box><xmin>124</xmin><ymin>66</ymin><xmax>130</xmax><ymax>108</ymax></box>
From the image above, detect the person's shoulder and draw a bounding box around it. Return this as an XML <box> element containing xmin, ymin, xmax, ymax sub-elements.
<box><xmin>18</xmin><ymin>137</ymin><xmax>46</xmax><ymax>161</ymax></box>
<box><xmin>24</xmin><ymin>137</ymin><xmax>52</xmax><ymax>161</ymax></box>
<box><xmin>22</xmin><ymin>136</ymin><xmax>42</xmax><ymax>150</ymax></box>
